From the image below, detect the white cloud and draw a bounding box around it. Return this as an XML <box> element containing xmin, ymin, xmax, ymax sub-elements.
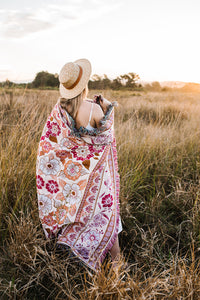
<box><xmin>1</xmin><ymin>12</ymin><xmax>53</xmax><ymax>38</ymax></box>
<box><xmin>0</xmin><ymin>7</ymin><xmax>74</xmax><ymax>38</ymax></box>
<box><xmin>0</xmin><ymin>0</ymin><xmax>122</xmax><ymax>39</ymax></box>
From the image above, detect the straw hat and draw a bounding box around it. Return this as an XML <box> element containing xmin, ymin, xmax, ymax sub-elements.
<box><xmin>59</xmin><ymin>58</ymin><xmax>92</xmax><ymax>99</ymax></box>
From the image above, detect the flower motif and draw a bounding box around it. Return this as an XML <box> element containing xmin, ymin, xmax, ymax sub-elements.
<box><xmin>42</xmin><ymin>212</ymin><xmax>56</xmax><ymax>227</ymax></box>
<box><xmin>71</xmin><ymin>145</ymin><xmax>93</xmax><ymax>161</ymax></box>
<box><xmin>56</xmin><ymin>150</ymin><xmax>72</xmax><ymax>161</ymax></box>
<box><xmin>40</xmin><ymin>140</ymin><xmax>53</xmax><ymax>154</ymax></box>
<box><xmin>63</xmin><ymin>183</ymin><xmax>82</xmax><ymax>205</ymax></box>
<box><xmin>46</xmin><ymin>121</ymin><xmax>61</xmax><ymax>137</ymax></box>
<box><xmin>38</xmin><ymin>194</ymin><xmax>52</xmax><ymax>216</ymax></box>
<box><xmin>36</xmin><ymin>175</ymin><xmax>45</xmax><ymax>189</ymax></box>
<box><xmin>102</xmin><ymin>194</ymin><xmax>113</xmax><ymax>208</ymax></box>
<box><xmin>92</xmin><ymin>134</ymin><xmax>109</xmax><ymax>145</ymax></box>
<box><xmin>92</xmin><ymin>214</ymin><xmax>107</xmax><ymax>227</ymax></box>
<box><xmin>89</xmin><ymin>144</ymin><xmax>105</xmax><ymax>153</ymax></box>
<box><xmin>46</xmin><ymin>180</ymin><xmax>59</xmax><ymax>194</ymax></box>
<box><xmin>60</xmin><ymin>138</ymin><xmax>76</xmax><ymax>150</ymax></box>
<box><xmin>63</xmin><ymin>160</ymin><xmax>82</xmax><ymax>181</ymax></box>
<box><xmin>39</xmin><ymin>156</ymin><xmax>61</xmax><ymax>175</ymax></box>
<box><xmin>83</xmin><ymin>230</ymin><xmax>100</xmax><ymax>247</ymax></box>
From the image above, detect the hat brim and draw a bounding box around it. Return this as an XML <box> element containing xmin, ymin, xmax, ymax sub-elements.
<box><xmin>59</xmin><ymin>58</ymin><xmax>92</xmax><ymax>99</ymax></box>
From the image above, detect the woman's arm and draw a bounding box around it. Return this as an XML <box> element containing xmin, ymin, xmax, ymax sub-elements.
<box><xmin>93</xmin><ymin>103</ymin><xmax>105</xmax><ymax>129</ymax></box>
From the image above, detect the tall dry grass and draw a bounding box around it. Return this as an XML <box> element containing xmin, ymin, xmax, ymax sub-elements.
<box><xmin>1</xmin><ymin>88</ymin><xmax>200</xmax><ymax>298</ymax></box>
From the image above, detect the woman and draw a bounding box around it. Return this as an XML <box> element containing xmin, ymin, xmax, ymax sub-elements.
<box><xmin>36</xmin><ymin>59</ymin><xmax>122</xmax><ymax>271</ymax></box>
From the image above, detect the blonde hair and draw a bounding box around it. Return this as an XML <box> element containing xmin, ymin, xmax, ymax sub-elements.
<box><xmin>60</xmin><ymin>86</ymin><xmax>88</xmax><ymax>119</ymax></box>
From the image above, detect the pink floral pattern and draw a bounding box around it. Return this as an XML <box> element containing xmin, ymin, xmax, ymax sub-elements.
<box><xmin>40</xmin><ymin>140</ymin><xmax>53</xmax><ymax>153</ymax></box>
<box><xmin>92</xmin><ymin>134</ymin><xmax>112</xmax><ymax>145</ymax></box>
<box><xmin>71</xmin><ymin>145</ymin><xmax>93</xmax><ymax>161</ymax></box>
<box><xmin>36</xmin><ymin>175</ymin><xmax>45</xmax><ymax>189</ymax></box>
<box><xmin>46</xmin><ymin>121</ymin><xmax>61</xmax><ymax>137</ymax></box>
<box><xmin>39</xmin><ymin>156</ymin><xmax>61</xmax><ymax>175</ymax></box>
<box><xmin>38</xmin><ymin>194</ymin><xmax>52</xmax><ymax>216</ymax></box>
<box><xmin>60</xmin><ymin>138</ymin><xmax>77</xmax><ymax>150</ymax></box>
<box><xmin>63</xmin><ymin>183</ymin><xmax>82</xmax><ymax>205</ymax></box>
<box><xmin>46</xmin><ymin>180</ymin><xmax>59</xmax><ymax>194</ymax></box>
<box><xmin>36</xmin><ymin>100</ymin><xmax>120</xmax><ymax>271</ymax></box>
<box><xmin>83</xmin><ymin>230</ymin><xmax>100</xmax><ymax>247</ymax></box>
<box><xmin>64</xmin><ymin>160</ymin><xmax>82</xmax><ymax>181</ymax></box>
<box><xmin>92</xmin><ymin>213</ymin><xmax>107</xmax><ymax>227</ymax></box>
<box><xmin>89</xmin><ymin>144</ymin><xmax>105</xmax><ymax>153</ymax></box>
<box><xmin>102</xmin><ymin>194</ymin><xmax>113</xmax><ymax>208</ymax></box>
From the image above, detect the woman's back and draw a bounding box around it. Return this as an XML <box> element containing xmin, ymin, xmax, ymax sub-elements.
<box><xmin>75</xmin><ymin>99</ymin><xmax>103</xmax><ymax>130</ymax></box>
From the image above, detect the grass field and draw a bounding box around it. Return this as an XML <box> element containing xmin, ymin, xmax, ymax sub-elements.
<box><xmin>1</xmin><ymin>88</ymin><xmax>200</xmax><ymax>299</ymax></box>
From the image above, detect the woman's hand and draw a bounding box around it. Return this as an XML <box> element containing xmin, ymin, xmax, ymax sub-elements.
<box><xmin>94</xmin><ymin>95</ymin><xmax>111</xmax><ymax>114</ymax></box>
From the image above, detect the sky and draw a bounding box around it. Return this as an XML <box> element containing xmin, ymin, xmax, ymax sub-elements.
<box><xmin>0</xmin><ymin>0</ymin><xmax>199</xmax><ymax>83</ymax></box>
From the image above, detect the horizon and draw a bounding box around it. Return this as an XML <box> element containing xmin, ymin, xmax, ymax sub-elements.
<box><xmin>2</xmin><ymin>74</ymin><xmax>199</xmax><ymax>87</ymax></box>
<box><xmin>3</xmin><ymin>74</ymin><xmax>200</xmax><ymax>86</ymax></box>
<box><xmin>0</xmin><ymin>0</ymin><xmax>200</xmax><ymax>84</ymax></box>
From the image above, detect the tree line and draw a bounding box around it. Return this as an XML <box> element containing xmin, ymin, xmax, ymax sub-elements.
<box><xmin>1</xmin><ymin>71</ymin><xmax>199</xmax><ymax>92</ymax></box>
<box><xmin>0</xmin><ymin>71</ymin><xmax>143</xmax><ymax>90</ymax></box>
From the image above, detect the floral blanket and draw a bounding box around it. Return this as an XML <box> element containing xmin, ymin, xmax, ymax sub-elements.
<box><xmin>36</xmin><ymin>99</ymin><xmax>120</xmax><ymax>270</ymax></box>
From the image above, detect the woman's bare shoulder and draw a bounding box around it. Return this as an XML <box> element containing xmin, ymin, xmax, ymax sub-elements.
<box><xmin>84</xmin><ymin>99</ymin><xmax>103</xmax><ymax>113</ymax></box>
<box><xmin>93</xmin><ymin>102</ymin><xmax>104</xmax><ymax>114</ymax></box>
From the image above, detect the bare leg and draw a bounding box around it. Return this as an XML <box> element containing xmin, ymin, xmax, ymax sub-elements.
<box><xmin>110</xmin><ymin>235</ymin><xmax>120</xmax><ymax>263</ymax></box>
